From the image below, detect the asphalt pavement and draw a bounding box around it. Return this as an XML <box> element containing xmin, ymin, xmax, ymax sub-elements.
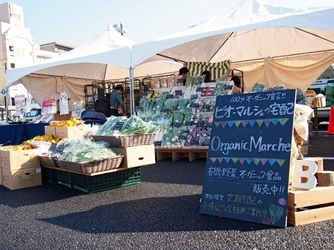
<box><xmin>0</xmin><ymin>132</ymin><xmax>333</xmax><ymax>250</ymax></box>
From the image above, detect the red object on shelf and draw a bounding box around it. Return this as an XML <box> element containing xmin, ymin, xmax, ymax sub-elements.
<box><xmin>327</xmin><ymin>106</ymin><xmax>334</xmax><ymax>134</ymax></box>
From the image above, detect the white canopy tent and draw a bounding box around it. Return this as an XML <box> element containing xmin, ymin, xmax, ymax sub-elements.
<box><xmin>5</xmin><ymin>25</ymin><xmax>181</xmax><ymax>110</ymax></box>
<box><xmin>130</xmin><ymin>0</ymin><xmax>334</xmax><ymax>92</ymax></box>
<box><xmin>6</xmin><ymin>0</ymin><xmax>334</xmax><ymax>115</ymax></box>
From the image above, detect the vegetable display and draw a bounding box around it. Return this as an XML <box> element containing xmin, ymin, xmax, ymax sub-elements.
<box><xmin>57</xmin><ymin>138</ymin><xmax>118</xmax><ymax>163</ymax></box>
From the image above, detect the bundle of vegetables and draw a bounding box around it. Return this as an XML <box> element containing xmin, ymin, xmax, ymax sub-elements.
<box><xmin>296</xmin><ymin>88</ymin><xmax>307</xmax><ymax>105</ymax></box>
<box><xmin>265</xmin><ymin>85</ymin><xmax>285</xmax><ymax>92</ymax></box>
<box><xmin>154</xmin><ymin>96</ymin><xmax>166</xmax><ymax>115</ymax></box>
<box><xmin>161</xmin><ymin>113</ymin><xmax>174</xmax><ymax>129</ymax></box>
<box><xmin>119</xmin><ymin>115</ymin><xmax>149</xmax><ymax>135</ymax></box>
<box><xmin>173</xmin><ymin>112</ymin><xmax>184</xmax><ymax>126</ymax></box>
<box><xmin>163</xmin><ymin>98</ymin><xmax>178</xmax><ymax>111</ymax></box>
<box><xmin>57</xmin><ymin>138</ymin><xmax>117</xmax><ymax>163</ymax></box>
<box><xmin>252</xmin><ymin>83</ymin><xmax>265</xmax><ymax>92</ymax></box>
<box><xmin>176</xmin><ymin>99</ymin><xmax>189</xmax><ymax>112</ymax></box>
<box><xmin>95</xmin><ymin>116</ymin><xmax>127</xmax><ymax>135</ymax></box>
<box><xmin>146</xmin><ymin>121</ymin><xmax>160</xmax><ymax>133</ymax></box>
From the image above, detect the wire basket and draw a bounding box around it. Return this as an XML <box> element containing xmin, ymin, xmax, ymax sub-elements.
<box><xmin>54</xmin><ymin>155</ymin><xmax>124</xmax><ymax>174</ymax></box>
<box><xmin>39</xmin><ymin>155</ymin><xmax>59</xmax><ymax>168</ymax></box>
<box><xmin>92</xmin><ymin>133</ymin><xmax>155</xmax><ymax>147</ymax></box>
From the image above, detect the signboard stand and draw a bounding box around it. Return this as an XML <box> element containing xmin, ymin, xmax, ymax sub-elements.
<box><xmin>200</xmin><ymin>90</ymin><xmax>296</xmax><ymax>228</ymax></box>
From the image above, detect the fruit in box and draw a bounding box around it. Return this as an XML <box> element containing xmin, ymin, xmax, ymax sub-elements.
<box><xmin>49</xmin><ymin>118</ymin><xmax>81</xmax><ymax>127</ymax></box>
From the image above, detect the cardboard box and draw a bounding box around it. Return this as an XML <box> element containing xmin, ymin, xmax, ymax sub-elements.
<box><xmin>44</xmin><ymin>126</ymin><xmax>56</xmax><ymax>137</ymax></box>
<box><xmin>2</xmin><ymin>167</ymin><xmax>42</xmax><ymax>190</ymax></box>
<box><xmin>111</xmin><ymin>144</ymin><xmax>156</xmax><ymax>168</ymax></box>
<box><xmin>0</xmin><ymin>168</ymin><xmax>2</xmax><ymax>185</ymax></box>
<box><xmin>55</xmin><ymin>125</ymin><xmax>90</xmax><ymax>139</ymax></box>
<box><xmin>0</xmin><ymin>147</ymin><xmax>40</xmax><ymax>171</ymax></box>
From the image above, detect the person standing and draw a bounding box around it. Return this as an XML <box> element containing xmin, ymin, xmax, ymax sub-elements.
<box><xmin>202</xmin><ymin>70</ymin><xmax>216</xmax><ymax>83</ymax></box>
<box><xmin>110</xmin><ymin>85</ymin><xmax>126</xmax><ymax>116</ymax></box>
<box><xmin>178</xmin><ymin>66</ymin><xmax>189</xmax><ymax>86</ymax></box>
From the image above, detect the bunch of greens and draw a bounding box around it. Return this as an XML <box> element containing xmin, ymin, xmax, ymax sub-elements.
<box><xmin>120</xmin><ymin>115</ymin><xmax>148</xmax><ymax>135</ymax></box>
<box><xmin>95</xmin><ymin>116</ymin><xmax>127</xmax><ymax>135</ymax></box>
<box><xmin>265</xmin><ymin>86</ymin><xmax>285</xmax><ymax>92</ymax></box>
<box><xmin>296</xmin><ymin>88</ymin><xmax>307</xmax><ymax>104</ymax></box>
<box><xmin>252</xmin><ymin>83</ymin><xmax>265</xmax><ymax>92</ymax></box>
<box><xmin>58</xmin><ymin>139</ymin><xmax>117</xmax><ymax>163</ymax></box>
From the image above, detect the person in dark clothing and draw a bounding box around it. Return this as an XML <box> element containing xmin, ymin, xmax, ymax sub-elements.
<box><xmin>178</xmin><ymin>66</ymin><xmax>189</xmax><ymax>86</ymax></box>
<box><xmin>231</xmin><ymin>76</ymin><xmax>241</xmax><ymax>88</ymax></box>
<box><xmin>110</xmin><ymin>85</ymin><xmax>126</xmax><ymax>116</ymax></box>
<box><xmin>202</xmin><ymin>70</ymin><xmax>216</xmax><ymax>83</ymax></box>
<box><xmin>94</xmin><ymin>93</ymin><xmax>111</xmax><ymax>117</ymax></box>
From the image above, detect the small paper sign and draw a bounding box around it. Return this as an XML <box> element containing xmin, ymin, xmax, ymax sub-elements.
<box><xmin>48</xmin><ymin>143</ymin><xmax>57</xmax><ymax>153</ymax></box>
<box><xmin>113</xmin><ymin>122</ymin><xmax>124</xmax><ymax>131</ymax></box>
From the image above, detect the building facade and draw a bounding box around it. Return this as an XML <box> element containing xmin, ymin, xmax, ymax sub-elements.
<box><xmin>0</xmin><ymin>2</ymin><xmax>73</xmax><ymax>107</ymax></box>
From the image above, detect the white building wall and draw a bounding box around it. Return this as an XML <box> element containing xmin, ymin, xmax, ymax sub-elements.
<box><xmin>0</xmin><ymin>2</ymin><xmax>61</xmax><ymax>107</ymax></box>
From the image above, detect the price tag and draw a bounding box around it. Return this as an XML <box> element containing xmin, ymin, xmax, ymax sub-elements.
<box><xmin>161</xmin><ymin>107</ymin><xmax>170</xmax><ymax>113</ymax></box>
<box><xmin>191</xmin><ymin>94</ymin><xmax>198</xmax><ymax>100</ymax></box>
<box><xmin>48</xmin><ymin>143</ymin><xmax>57</xmax><ymax>153</ymax></box>
<box><xmin>173</xmin><ymin>122</ymin><xmax>181</xmax><ymax>128</ymax></box>
<box><xmin>55</xmin><ymin>144</ymin><xmax>65</xmax><ymax>154</ymax></box>
<box><xmin>178</xmin><ymin>134</ymin><xmax>187</xmax><ymax>140</ymax></box>
<box><xmin>190</xmin><ymin>103</ymin><xmax>200</xmax><ymax>108</ymax></box>
<box><xmin>185</xmin><ymin>121</ymin><xmax>194</xmax><ymax>126</ymax></box>
<box><xmin>154</xmin><ymin>141</ymin><xmax>162</xmax><ymax>147</ymax></box>
<box><xmin>113</xmin><ymin>122</ymin><xmax>124</xmax><ymax>131</ymax></box>
<box><xmin>196</xmin><ymin>87</ymin><xmax>204</xmax><ymax>92</ymax></box>
<box><xmin>166</xmin><ymin>94</ymin><xmax>174</xmax><ymax>99</ymax></box>
<box><xmin>190</xmin><ymin>139</ymin><xmax>199</xmax><ymax>146</ymax></box>
<box><xmin>174</xmin><ymin>90</ymin><xmax>183</xmax><ymax>97</ymax></box>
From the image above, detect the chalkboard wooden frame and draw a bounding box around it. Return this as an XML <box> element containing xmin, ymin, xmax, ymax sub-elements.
<box><xmin>200</xmin><ymin>89</ymin><xmax>296</xmax><ymax>228</ymax></box>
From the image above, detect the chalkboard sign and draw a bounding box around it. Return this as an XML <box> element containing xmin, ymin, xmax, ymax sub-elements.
<box><xmin>200</xmin><ymin>90</ymin><xmax>296</xmax><ymax>228</ymax></box>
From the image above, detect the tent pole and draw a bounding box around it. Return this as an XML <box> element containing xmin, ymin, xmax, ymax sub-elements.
<box><xmin>129</xmin><ymin>67</ymin><xmax>135</xmax><ymax>115</ymax></box>
<box><xmin>5</xmin><ymin>87</ymin><xmax>9</xmax><ymax>123</ymax></box>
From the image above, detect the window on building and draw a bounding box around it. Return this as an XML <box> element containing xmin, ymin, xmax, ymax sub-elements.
<box><xmin>10</xmin><ymin>63</ymin><xmax>15</xmax><ymax>68</ymax></box>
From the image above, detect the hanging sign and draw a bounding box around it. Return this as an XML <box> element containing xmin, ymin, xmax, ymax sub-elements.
<box><xmin>1</xmin><ymin>89</ymin><xmax>6</xmax><ymax>95</ymax></box>
<box><xmin>200</xmin><ymin>89</ymin><xmax>296</xmax><ymax>228</ymax></box>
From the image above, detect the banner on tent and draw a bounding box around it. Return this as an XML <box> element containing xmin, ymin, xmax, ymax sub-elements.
<box><xmin>187</xmin><ymin>60</ymin><xmax>231</xmax><ymax>80</ymax></box>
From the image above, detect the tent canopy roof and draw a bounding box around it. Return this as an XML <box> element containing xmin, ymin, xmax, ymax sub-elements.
<box><xmin>132</xmin><ymin>0</ymin><xmax>334</xmax><ymax>66</ymax></box>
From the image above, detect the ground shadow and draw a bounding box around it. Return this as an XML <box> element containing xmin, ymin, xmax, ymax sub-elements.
<box><xmin>38</xmin><ymin>194</ymin><xmax>279</xmax><ymax>234</ymax></box>
<box><xmin>0</xmin><ymin>183</ymin><xmax>83</xmax><ymax>208</ymax></box>
<box><xmin>141</xmin><ymin>158</ymin><xmax>206</xmax><ymax>185</ymax></box>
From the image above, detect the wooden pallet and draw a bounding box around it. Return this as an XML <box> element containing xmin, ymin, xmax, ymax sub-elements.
<box><xmin>288</xmin><ymin>186</ymin><xmax>334</xmax><ymax>226</ymax></box>
<box><xmin>155</xmin><ymin>147</ymin><xmax>208</xmax><ymax>162</ymax></box>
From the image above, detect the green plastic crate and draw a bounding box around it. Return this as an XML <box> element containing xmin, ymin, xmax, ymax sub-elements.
<box><xmin>325</xmin><ymin>86</ymin><xmax>334</xmax><ymax>95</ymax></box>
<box><xmin>56</xmin><ymin>170</ymin><xmax>72</xmax><ymax>188</ymax></box>
<box><xmin>71</xmin><ymin>167</ymin><xmax>141</xmax><ymax>193</ymax></box>
<box><xmin>41</xmin><ymin>167</ymin><xmax>57</xmax><ymax>184</ymax></box>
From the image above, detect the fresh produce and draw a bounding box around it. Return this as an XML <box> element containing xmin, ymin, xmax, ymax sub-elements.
<box><xmin>22</xmin><ymin>134</ymin><xmax>61</xmax><ymax>145</ymax></box>
<box><xmin>49</xmin><ymin>118</ymin><xmax>81</xmax><ymax>127</ymax></box>
<box><xmin>57</xmin><ymin>138</ymin><xmax>118</xmax><ymax>163</ymax></box>
<box><xmin>94</xmin><ymin>116</ymin><xmax>158</xmax><ymax>136</ymax></box>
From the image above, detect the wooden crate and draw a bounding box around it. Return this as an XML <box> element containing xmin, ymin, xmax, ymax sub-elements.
<box><xmin>288</xmin><ymin>186</ymin><xmax>334</xmax><ymax>226</ymax></box>
<box><xmin>155</xmin><ymin>147</ymin><xmax>208</xmax><ymax>162</ymax></box>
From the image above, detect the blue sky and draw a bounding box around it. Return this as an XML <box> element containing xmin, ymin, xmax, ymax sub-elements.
<box><xmin>1</xmin><ymin>0</ymin><xmax>333</xmax><ymax>47</ymax></box>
